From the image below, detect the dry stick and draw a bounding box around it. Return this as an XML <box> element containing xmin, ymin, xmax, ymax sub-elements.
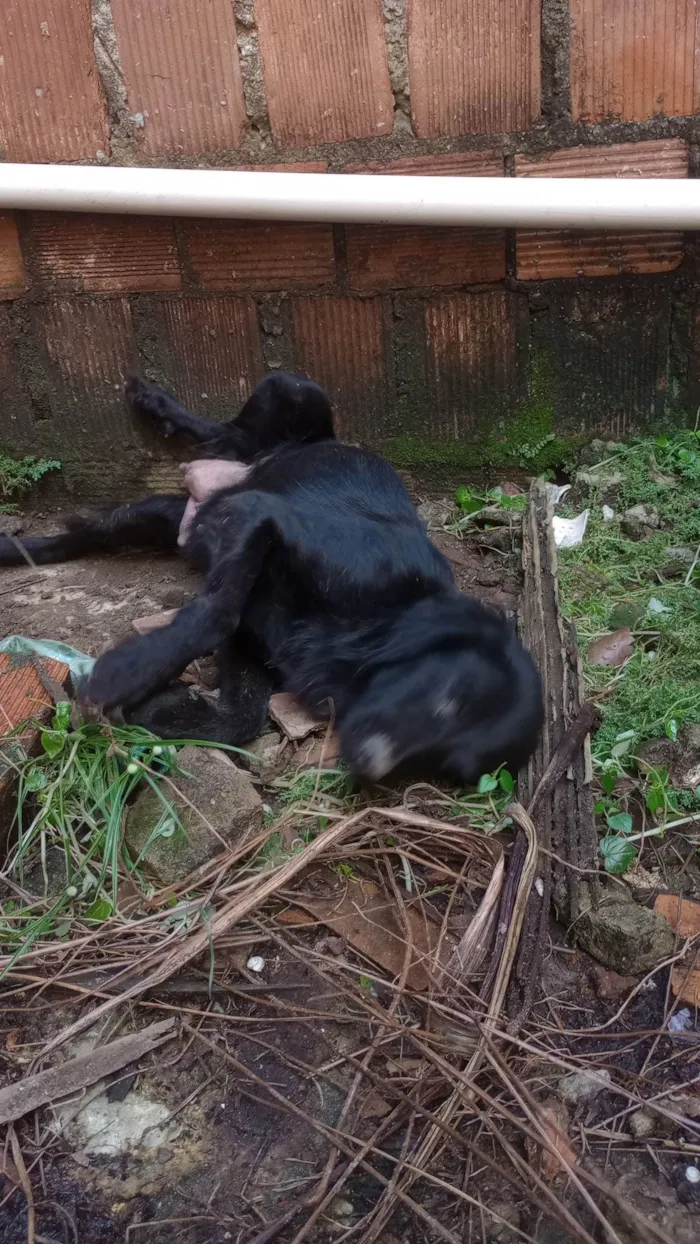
<box><xmin>8</xmin><ymin>1125</ymin><xmax>35</xmax><ymax>1244</ymax></box>
<box><xmin>362</xmin><ymin>801</ymin><xmax>538</xmax><ymax>1242</ymax></box>
<box><xmin>38</xmin><ymin>810</ymin><xmax>370</xmax><ymax>1059</ymax></box>
<box><xmin>0</xmin><ymin>1018</ymin><xmax>175</xmax><ymax>1126</ymax></box>
<box><xmin>481</xmin><ymin>701</ymin><xmax>595</xmax><ymax>1002</ymax></box>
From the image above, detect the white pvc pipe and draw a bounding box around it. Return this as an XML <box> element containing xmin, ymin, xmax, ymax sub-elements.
<box><xmin>0</xmin><ymin>163</ymin><xmax>698</xmax><ymax>229</ymax></box>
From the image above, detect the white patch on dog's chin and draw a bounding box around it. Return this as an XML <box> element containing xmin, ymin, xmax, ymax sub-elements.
<box><xmin>358</xmin><ymin>733</ymin><xmax>395</xmax><ymax>780</ymax></box>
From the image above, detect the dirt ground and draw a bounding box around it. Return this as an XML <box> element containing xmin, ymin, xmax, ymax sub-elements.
<box><xmin>1</xmin><ymin>492</ymin><xmax>699</xmax><ymax>1244</ymax></box>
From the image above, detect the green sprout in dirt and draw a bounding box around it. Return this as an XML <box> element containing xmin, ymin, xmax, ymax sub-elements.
<box><xmin>449</xmin><ymin>485</ymin><xmax>527</xmax><ymax>532</ymax></box>
<box><xmin>558</xmin><ymin>429</ymin><xmax>700</xmax><ymax>872</ymax></box>
<box><xmin>0</xmin><ymin>451</ymin><xmax>61</xmax><ymax>514</ymax></box>
<box><xmin>450</xmin><ymin>765</ymin><xmax>516</xmax><ymax>832</ymax></box>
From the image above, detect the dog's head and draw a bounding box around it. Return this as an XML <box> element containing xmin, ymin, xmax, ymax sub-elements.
<box><xmin>338</xmin><ymin>596</ymin><xmax>543</xmax><ymax>786</ymax></box>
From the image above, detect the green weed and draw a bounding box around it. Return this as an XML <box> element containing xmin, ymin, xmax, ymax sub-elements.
<box><xmin>0</xmin><ymin>451</ymin><xmax>61</xmax><ymax>514</ymax></box>
<box><xmin>558</xmin><ymin>429</ymin><xmax>700</xmax><ymax>871</ymax></box>
<box><xmin>0</xmin><ymin>708</ymin><xmax>248</xmax><ymax>971</ymax></box>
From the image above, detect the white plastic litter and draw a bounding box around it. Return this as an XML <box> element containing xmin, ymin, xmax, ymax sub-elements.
<box><xmin>667</xmin><ymin>1008</ymin><xmax>692</xmax><ymax>1033</ymax></box>
<box><xmin>647</xmin><ymin>598</ymin><xmax>672</xmax><ymax>616</ymax></box>
<box><xmin>552</xmin><ymin>510</ymin><xmax>590</xmax><ymax>549</ymax></box>
<box><xmin>602</xmin><ymin>505</ymin><xmax>615</xmax><ymax>521</ymax></box>
<box><xmin>545</xmin><ymin>483</ymin><xmax>571</xmax><ymax>506</ymax></box>
<box><xmin>246</xmin><ymin>956</ymin><xmax>265</xmax><ymax>973</ymax></box>
<box><xmin>0</xmin><ymin>635</ymin><xmax>95</xmax><ymax>680</ymax></box>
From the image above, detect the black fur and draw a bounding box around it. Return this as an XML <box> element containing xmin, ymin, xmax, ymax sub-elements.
<box><xmin>0</xmin><ymin>372</ymin><xmax>543</xmax><ymax>784</ymax></box>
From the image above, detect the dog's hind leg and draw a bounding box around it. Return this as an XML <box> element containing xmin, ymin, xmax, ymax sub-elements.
<box><xmin>126</xmin><ymin>640</ymin><xmax>272</xmax><ymax>747</ymax></box>
<box><xmin>0</xmin><ymin>496</ymin><xmax>187</xmax><ymax>567</ymax></box>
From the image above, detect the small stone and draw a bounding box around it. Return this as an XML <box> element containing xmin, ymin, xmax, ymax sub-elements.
<box><xmin>621</xmin><ymin>504</ymin><xmax>659</xmax><ymax>540</ymax></box>
<box><xmin>557</xmin><ymin>1068</ymin><xmax>611</xmax><ymax>1106</ymax></box>
<box><xmin>330</xmin><ymin>1198</ymin><xmax>354</xmax><ymax>1219</ymax></box>
<box><xmin>244</xmin><ymin>730</ymin><xmax>287</xmax><ymax>778</ymax></box>
<box><xmin>295</xmin><ymin>731</ymin><xmax>342</xmax><ymax>769</ymax></box>
<box><xmin>577</xmin><ymin>901</ymin><xmax>675</xmax><ymax>974</ymax></box>
<box><xmin>656</xmin><ymin>547</ymin><xmax>696</xmax><ymax>579</ymax></box>
<box><xmin>576</xmin><ymin>470</ymin><xmax>623</xmax><ymax>490</ymax></box>
<box><xmin>630</xmin><ymin>1109</ymin><xmax>657</xmax><ymax>1139</ymax></box>
<box><xmin>590</xmin><ymin>966</ymin><xmax>639</xmax><ymax>1000</ymax></box>
<box><xmin>125</xmin><ymin>746</ymin><xmax>263</xmax><ymax>884</ymax></box>
<box><xmin>578</xmin><ymin>439</ymin><xmax>607</xmax><ymax>466</ymax></box>
<box><xmin>416</xmin><ymin>498</ymin><xmax>453</xmax><ymax>529</ymax></box>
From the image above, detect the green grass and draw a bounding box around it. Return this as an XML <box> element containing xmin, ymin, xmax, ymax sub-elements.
<box><xmin>0</xmin><ymin>706</ymin><xmax>250</xmax><ymax>972</ymax></box>
<box><xmin>559</xmin><ymin>432</ymin><xmax>700</xmax><ymax>753</ymax></box>
<box><xmin>557</xmin><ymin>430</ymin><xmax>700</xmax><ymax>871</ymax></box>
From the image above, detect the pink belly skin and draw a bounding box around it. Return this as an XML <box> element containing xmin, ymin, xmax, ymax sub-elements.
<box><xmin>177</xmin><ymin>459</ymin><xmax>251</xmax><ymax>546</ymax></box>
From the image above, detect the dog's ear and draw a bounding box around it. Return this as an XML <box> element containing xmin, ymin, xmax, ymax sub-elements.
<box><xmin>372</xmin><ymin>596</ymin><xmax>507</xmax><ymax>666</ymax></box>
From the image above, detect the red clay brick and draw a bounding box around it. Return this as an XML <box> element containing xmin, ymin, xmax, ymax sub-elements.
<box><xmin>255</xmin><ymin>0</ymin><xmax>393</xmax><ymax>145</ymax></box>
<box><xmin>408</xmin><ymin>0</ymin><xmax>540</xmax><ymax>137</ymax></box>
<box><xmin>0</xmin><ymin>216</ymin><xmax>26</xmax><ymax>299</ymax></box>
<box><xmin>36</xmin><ymin>298</ymin><xmax>136</xmax><ymax>450</ymax></box>
<box><xmin>181</xmin><ymin>220</ymin><xmax>335</xmax><ymax>292</ymax></box>
<box><xmin>424</xmin><ymin>292</ymin><xmax>519</xmax><ymax>439</ymax></box>
<box><xmin>110</xmin><ymin>0</ymin><xmax>247</xmax><ymax>156</ymax></box>
<box><xmin>514</xmin><ymin>139</ymin><xmax>689</xmax><ymax>179</ymax></box>
<box><xmin>292</xmin><ymin>297</ymin><xmax>391</xmax><ymax>441</ymax></box>
<box><xmin>516</xmin><ymin>232</ymin><xmax>684</xmax><ymax>280</ymax></box>
<box><xmin>344</xmin><ymin>151</ymin><xmax>504</xmax><ymax>176</ymax></box>
<box><xmin>28</xmin><ymin>214</ymin><xmax>180</xmax><ymax>294</ymax></box>
<box><xmin>0</xmin><ymin>654</ymin><xmax>70</xmax><ymax>834</ymax></box>
<box><xmin>570</xmin><ymin>0</ymin><xmax>696</xmax><ymax>122</ymax></box>
<box><xmin>157</xmin><ymin>296</ymin><xmax>264</xmax><ymax>413</ymax></box>
<box><xmin>225</xmin><ymin>162</ymin><xmax>329</xmax><ymax>174</ymax></box>
<box><xmin>0</xmin><ymin>654</ymin><xmax>69</xmax><ymax>735</ymax></box>
<box><xmin>0</xmin><ymin>0</ymin><xmax>108</xmax><ymax>162</ymax></box>
<box><xmin>346</xmin><ymin>226</ymin><xmax>505</xmax><ymax>291</ymax></box>
<box><xmin>515</xmin><ymin>140</ymin><xmax>688</xmax><ymax>280</ymax></box>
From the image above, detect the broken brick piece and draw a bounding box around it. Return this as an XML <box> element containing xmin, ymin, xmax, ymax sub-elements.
<box><xmin>0</xmin><ymin>653</ymin><xmax>70</xmax><ymax>847</ymax></box>
<box><xmin>132</xmin><ymin>610</ymin><xmax>179</xmax><ymax>635</ymax></box>
<box><xmin>268</xmin><ymin>693</ymin><xmax>322</xmax><ymax>741</ymax></box>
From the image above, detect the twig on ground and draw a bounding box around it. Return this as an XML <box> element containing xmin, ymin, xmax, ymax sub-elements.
<box><xmin>0</xmin><ymin>1018</ymin><xmax>175</xmax><ymax>1125</ymax></box>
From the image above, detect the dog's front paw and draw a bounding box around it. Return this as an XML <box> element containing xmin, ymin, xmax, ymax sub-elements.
<box><xmin>78</xmin><ymin>644</ymin><xmax>152</xmax><ymax>712</ymax></box>
<box><xmin>125</xmin><ymin>375</ymin><xmax>176</xmax><ymax>435</ymax></box>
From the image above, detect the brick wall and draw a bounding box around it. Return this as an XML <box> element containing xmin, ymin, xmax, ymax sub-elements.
<box><xmin>1</xmin><ymin>0</ymin><xmax>700</xmax><ymax>495</ymax></box>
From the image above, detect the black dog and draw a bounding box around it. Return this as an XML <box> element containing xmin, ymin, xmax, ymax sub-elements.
<box><xmin>0</xmin><ymin>373</ymin><xmax>543</xmax><ymax>784</ymax></box>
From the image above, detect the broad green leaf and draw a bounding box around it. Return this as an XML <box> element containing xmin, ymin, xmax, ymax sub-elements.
<box><xmin>85</xmin><ymin>899</ymin><xmax>113</xmax><ymax>922</ymax></box>
<box><xmin>477</xmin><ymin>773</ymin><xmax>499</xmax><ymax>794</ymax></box>
<box><xmin>52</xmin><ymin>702</ymin><xmax>72</xmax><ymax>731</ymax></box>
<box><xmin>599</xmin><ymin>836</ymin><xmax>637</xmax><ymax>875</ymax></box>
<box><xmin>601</xmin><ymin>771</ymin><xmax>617</xmax><ymax>796</ymax></box>
<box><xmin>606</xmin><ymin>811</ymin><xmax>633</xmax><ymax>834</ymax></box>
<box><xmin>41</xmin><ymin>730</ymin><xmax>65</xmax><ymax>758</ymax></box>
